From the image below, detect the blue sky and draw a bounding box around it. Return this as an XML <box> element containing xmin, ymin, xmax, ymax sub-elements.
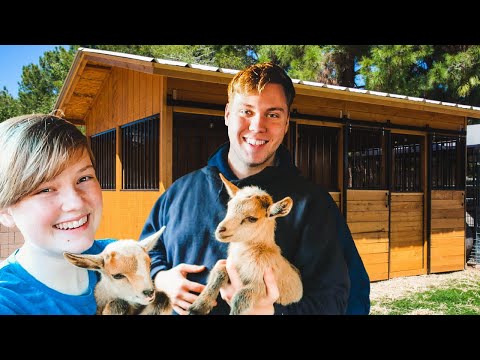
<box><xmin>0</xmin><ymin>45</ymin><xmax>69</xmax><ymax>98</ymax></box>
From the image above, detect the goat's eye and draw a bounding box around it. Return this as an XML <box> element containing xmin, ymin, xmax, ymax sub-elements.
<box><xmin>112</xmin><ymin>274</ymin><xmax>125</xmax><ymax>280</ymax></box>
<box><xmin>246</xmin><ymin>216</ymin><xmax>258</xmax><ymax>223</ymax></box>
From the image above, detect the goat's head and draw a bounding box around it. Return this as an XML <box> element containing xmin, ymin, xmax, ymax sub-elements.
<box><xmin>63</xmin><ymin>226</ymin><xmax>165</xmax><ymax>305</ymax></box>
<box><xmin>215</xmin><ymin>173</ymin><xmax>293</xmax><ymax>243</ymax></box>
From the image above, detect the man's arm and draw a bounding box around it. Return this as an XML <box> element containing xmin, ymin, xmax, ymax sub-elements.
<box><xmin>140</xmin><ymin>195</ymin><xmax>208</xmax><ymax>315</ymax></box>
<box><xmin>274</xmin><ymin>195</ymin><xmax>351</xmax><ymax>315</ymax></box>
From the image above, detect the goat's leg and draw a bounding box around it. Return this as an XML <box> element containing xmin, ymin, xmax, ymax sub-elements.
<box><xmin>188</xmin><ymin>262</ymin><xmax>229</xmax><ymax>315</ymax></box>
<box><xmin>140</xmin><ymin>291</ymin><xmax>173</xmax><ymax>315</ymax></box>
<box><xmin>230</xmin><ymin>286</ymin><xmax>256</xmax><ymax>315</ymax></box>
<box><xmin>103</xmin><ymin>299</ymin><xmax>131</xmax><ymax>315</ymax></box>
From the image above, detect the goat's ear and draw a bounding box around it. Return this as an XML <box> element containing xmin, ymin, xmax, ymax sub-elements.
<box><xmin>219</xmin><ymin>173</ymin><xmax>238</xmax><ymax>198</ymax></box>
<box><xmin>139</xmin><ymin>226</ymin><xmax>166</xmax><ymax>252</ymax></box>
<box><xmin>63</xmin><ymin>252</ymin><xmax>104</xmax><ymax>270</ymax></box>
<box><xmin>268</xmin><ymin>197</ymin><xmax>293</xmax><ymax>218</ymax></box>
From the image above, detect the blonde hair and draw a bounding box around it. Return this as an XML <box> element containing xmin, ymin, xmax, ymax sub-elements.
<box><xmin>227</xmin><ymin>62</ymin><xmax>296</xmax><ymax>111</ymax></box>
<box><xmin>0</xmin><ymin>114</ymin><xmax>95</xmax><ymax>209</ymax></box>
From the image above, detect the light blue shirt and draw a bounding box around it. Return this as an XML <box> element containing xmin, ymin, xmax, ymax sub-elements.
<box><xmin>0</xmin><ymin>239</ymin><xmax>114</xmax><ymax>315</ymax></box>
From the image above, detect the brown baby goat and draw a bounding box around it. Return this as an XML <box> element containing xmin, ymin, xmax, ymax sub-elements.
<box><xmin>188</xmin><ymin>174</ymin><xmax>303</xmax><ymax>315</ymax></box>
<box><xmin>64</xmin><ymin>227</ymin><xmax>172</xmax><ymax>315</ymax></box>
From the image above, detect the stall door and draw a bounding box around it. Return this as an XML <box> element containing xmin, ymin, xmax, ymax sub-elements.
<box><xmin>172</xmin><ymin>112</ymin><xmax>228</xmax><ymax>182</ymax></box>
<box><xmin>389</xmin><ymin>133</ymin><xmax>426</xmax><ymax>278</ymax></box>
<box><xmin>346</xmin><ymin>127</ymin><xmax>389</xmax><ymax>281</ymax></box>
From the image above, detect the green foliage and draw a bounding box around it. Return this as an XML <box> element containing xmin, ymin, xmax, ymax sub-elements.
<box><xmin>82</xmin><ymin>45</ymin><xmax>257</xmax><ymax>69</ymax></box>
<box><xmin>3</xmin><ymin>44</ymin><xmax>480</xmax><ymax>121</ymax></box>
<box><xmin>359</xmin><ymin>45</ymin><xmax>434</xmax><ymax>97</ymax></box>
<box><xmin>428</xmin><ymin>46</ymin><xmax>480</xmax><ymax>105</ymax></box>
<box><xmin>359</xmin><ymin>45</ymin><xmax>480</xmax><ymax>105</ymax></box>
<box><xmin>257</xmin><ymin>45</ymin><xmax>327</xmax><ymax>82</ymax></box>
<box><xmin>371</xmin><ymin>279</ymin><xmax>480</xmax><ymax>315</ymax></box>
<box><xmin>257</xmin><ymin>45</ymin><xmax>370</xmax><ymax>88</ymax></box>
<box><xmin>0</xmin><ymin>87</ymin><xmax>21</xmax><ymax>122</ymax></box>
<box><xmin>17</xmin><ymin>45</ymin><xmax>76</xmax><ymax>114</ymax></box>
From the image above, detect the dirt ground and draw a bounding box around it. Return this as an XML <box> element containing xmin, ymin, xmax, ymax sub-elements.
<box><xmin>370</xmin><ymin>264</ymin><xmax>480</xmax><ymax>314</ymax></box>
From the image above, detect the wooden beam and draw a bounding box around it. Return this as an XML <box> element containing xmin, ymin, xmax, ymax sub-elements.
<box><xmin>84</xmin><ymin>54</ymin><xmax>156</xmax><ymax>74</ymax></box>
<box><xmin>295</xmin><ymin>84</ymin><xmax>480</xmax><ymax>118</ymax></box>
<box><xmin>55</xmin><ymin>52</ymin><xmax>87</xmax><ymax>112</ymax></box>
<box><xmin>65</xmin><ymin>118</ymin><xmax>85</xmax><ymax>126</ymax></box>
<box><xmin>153</xmin><ymin>64</ymin><xmax>233</xmax><ymax>84</ymax></box>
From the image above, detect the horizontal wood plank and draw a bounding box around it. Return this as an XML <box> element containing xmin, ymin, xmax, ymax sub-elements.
<box><xmin>348</xmin><ymin>201</ymin><xmax>389</xmax><ymax>211</ymax></box>
<box><xmin>391</xmin><ymin>193</ymin><xmax>424</xmax><ymax>201</ymax></box>
<box><xmin>431</xmin><ymin>208</ymin><xmax>465</xmax><ymax>219</ymax></box>
<box><xmin>347</xmin><ymin>190</ymin><xmax>389</xmax><ymax>201</ymax></box>
<box><xmin>431</xmin><ymin>190</ymin><xmax>464</xmax><ymax>201</ymax></box>
<box><xmin>431</xmin><ymin>245</ymin><xmax>464</xmax><ymax>257</ymax></box>
<box><xmin>390</xmin><ymin>268</ymin><xmax>427</xmax><ymax>278</ymax></box>
<box><xmin>348</xmin><ymin>221</ymin><xmax>389</xmax><ymax>234</ymax></box>
<box><xmin>354</xmin><ymin>241</ymin><xmax>389</xmax><ymax>254</ymax></box>
<box><xmin>352</xmin><ymin>231</ymin><xmax>389</xmax><ymax>241</ymax></box>
<box><xmin>431</xmin><ymin>236</ymin><xmax>464</xmax><ymax>248</ymax></box>
<box><xmin>431</xmin><ymin>230</ymin><xmax>465</xmax><ymax>239</ymax></box>
<box><xmin>431</xmin><ymin>200</ymin><xmax>464</xmax><ymax>210</ymax></box>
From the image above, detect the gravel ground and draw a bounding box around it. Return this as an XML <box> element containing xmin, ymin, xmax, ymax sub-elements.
<box><xmin>370</xmin><ymin>264</ymin><xmax>480</xmax><ymax>314</ymax></box>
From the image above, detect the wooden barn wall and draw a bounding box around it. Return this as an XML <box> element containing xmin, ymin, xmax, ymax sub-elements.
<box><xmin>167</xmin><ymin>78</ymin><xmax>228</xmax><ymax>105</ymax></box>
<box><xmin>430</xmin><ymin>190</ymin><xmax>465</xmax><ymax>273</ymax></box>
<box><xmin>85</xmin><ymin>68</ymin><xmax>166</xmax><ymax>240</ymax></box>
<box><xmin>389</xmin><ymin>193</ymin><xmax>426</xmax><ymax>278</ymax></box>
<box><xmin>291</xmin><ymin>94</ymin><xmax>466</xmax><ymax>132</ymax></box>
<box><xmin>79</xmin><ymin>66</ymin><xmax>467</xmax><ymax>278</ymax></box>
<box><xmin>347</xmin><ymin>190</ymin><xmax>390</xmax><ymax>282</ymax></box>
<box><xmin>330</xmin><ymin>192</ymin><xmax>341</xmax><ymax>208</ymax></box>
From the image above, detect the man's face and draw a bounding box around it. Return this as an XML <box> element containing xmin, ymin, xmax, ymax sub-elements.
<box><xmin>225</xmin><ymin>83</ymin><xmax>290</xmax><ymax>177</ymax></box>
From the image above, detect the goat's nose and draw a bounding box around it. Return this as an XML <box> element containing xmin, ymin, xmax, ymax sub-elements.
<box><xmin>217</xmin><ymin>226</ymin><xmax>226</xmax><ymax>233</ymax></box>
<box><xmin>143</xmin><ymin>289</ymin><xmax>155</xmax><ymax>298</ymax></box>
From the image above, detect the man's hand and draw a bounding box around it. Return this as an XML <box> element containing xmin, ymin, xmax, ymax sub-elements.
<box><xmin>219</xmin><ymin>259</ymin><xmax>280</xmax><ymax>315</ymax></box>
<box><xmin>154</xmin><ymin>263</ymin><xmax>209</xmax><ymax>315</ymax></box>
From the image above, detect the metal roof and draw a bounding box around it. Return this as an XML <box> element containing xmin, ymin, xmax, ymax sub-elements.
<box><xmin>78</xmin><ymin>47</ymin><xmax>480</xmax><ymax>113</ymax></box>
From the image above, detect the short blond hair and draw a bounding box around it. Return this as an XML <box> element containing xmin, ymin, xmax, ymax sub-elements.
<box><xmin>0</xmin><ymin>114</ymin><xmax>95</xmax><ymax>209</ymax></box>
<box><xmin>227</xmin><ymin>62</ymin><xmax>296</xmax><ymax>111</ymax></box>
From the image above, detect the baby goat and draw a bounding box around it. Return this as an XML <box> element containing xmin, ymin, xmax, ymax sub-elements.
<box><xmin>189</xmin><ymin>174</ymin><xmax>303</xmax><ymax>315</ymax></box>
<box><xmin>64</xmin><ymin>227</ymin><xmax>172</xmax><ymax>315</ymax></box>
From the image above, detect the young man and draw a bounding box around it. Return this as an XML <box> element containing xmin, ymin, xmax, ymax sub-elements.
<box><xmin>141</xmin><ymin>62</ymin><xmax>370</xmax><ymax>315</ymax></box>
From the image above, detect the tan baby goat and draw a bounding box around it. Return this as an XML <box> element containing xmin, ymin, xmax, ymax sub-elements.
<box><xmin>64</xmin><ymin>227</ymin><xmax>172</xmax><ymax>315</ymax></box>
<box><xmin>188</xmin><ymin>174</ymin><xmax>303</xmax><ymax>315</ymax></box>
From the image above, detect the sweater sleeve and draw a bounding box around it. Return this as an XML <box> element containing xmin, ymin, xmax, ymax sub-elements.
<box><xmin>273</xmin><ymin>194</ymin><xmax>351</xmax><ymax>315</ymax></box>
<box><xmin>140</xmin><ymin>194</ymin><xmax>170</xmax><ymax>279</ymax></box>
<box><xmin>340</xmin><ymin>213</ymin><xmax>371</xmax><ymax>315</ymax></box>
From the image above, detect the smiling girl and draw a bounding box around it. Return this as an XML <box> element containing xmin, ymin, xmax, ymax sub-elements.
<box><xmin>0</xmin><ymin>114</ymin><xmax>113</xmax><ymax>314</ymax></box>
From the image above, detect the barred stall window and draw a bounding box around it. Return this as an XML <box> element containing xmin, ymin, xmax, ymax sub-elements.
<box><xmin>348</xmin><ymin>127</ymin><xmax>386</xmax><ymax>189</ymax></box>
<box><xmin>121</xmin><ymin>115</ymin><xmax>160</xmax><ymax>190</ymax></box>
<box><xmin>391</xmin><ymin>134</ymin><xmax>422</xmax><ymax>192</ymax></box>
<box><xmin>90</xmin><ymin>129</ymin><xmax>116</xmax><ymax>190</ymax></box>
<box><xmin>296</xmin><ymin>125</ymin><xmax>339</xmax><ymax>191</ymax></box>
<box><xmin>431</xmin><ymin>135</ymin><xmax>465</xmax><ymax>190</ymax></box>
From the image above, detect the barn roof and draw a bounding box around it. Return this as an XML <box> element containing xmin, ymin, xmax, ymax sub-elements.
<box><xmin>55</xmin><ymin>47</ymin><xmax>480</xmax><ymax>123</ymax></box>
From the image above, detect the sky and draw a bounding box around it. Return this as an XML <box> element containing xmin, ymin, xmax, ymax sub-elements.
<box><xmin>0</xmin><ymin>45</ymin><xmax>69</xmax><ymax>98</ymax></box>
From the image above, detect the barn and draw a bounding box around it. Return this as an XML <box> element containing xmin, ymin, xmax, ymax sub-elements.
<box><xmin>8</xmin><ymin>46</ymin><xmax>479</xmax><ymax>282</ymax></box>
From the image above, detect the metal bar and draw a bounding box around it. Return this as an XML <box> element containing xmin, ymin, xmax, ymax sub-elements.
<box><xmin>426</xmin><ymin>133</ymin><xmax>432</xmax><ymax>274</ymax></box>
<box><xmin>342</xmin><ymin>121</ymin><xmax>349</xmax><ymax>218</ymax></box>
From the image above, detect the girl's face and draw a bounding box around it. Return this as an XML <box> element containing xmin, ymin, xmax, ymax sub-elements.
<box><xmin>2</xmin><ymin>149</ymin><xmax>103</xmax><ymax>256</ymax></box>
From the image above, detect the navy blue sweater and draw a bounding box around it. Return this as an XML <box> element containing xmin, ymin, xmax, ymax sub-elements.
<box><xmin>141</xmin><ymin>143</ymin><xmax>370</xmax><ymax>314</ymax></box>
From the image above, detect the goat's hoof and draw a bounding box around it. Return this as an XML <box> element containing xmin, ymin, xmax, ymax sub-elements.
<box><xmin>188</xmin><ymin>304</ymin><xmax>211</xmax><ymax>315</ymax></box>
